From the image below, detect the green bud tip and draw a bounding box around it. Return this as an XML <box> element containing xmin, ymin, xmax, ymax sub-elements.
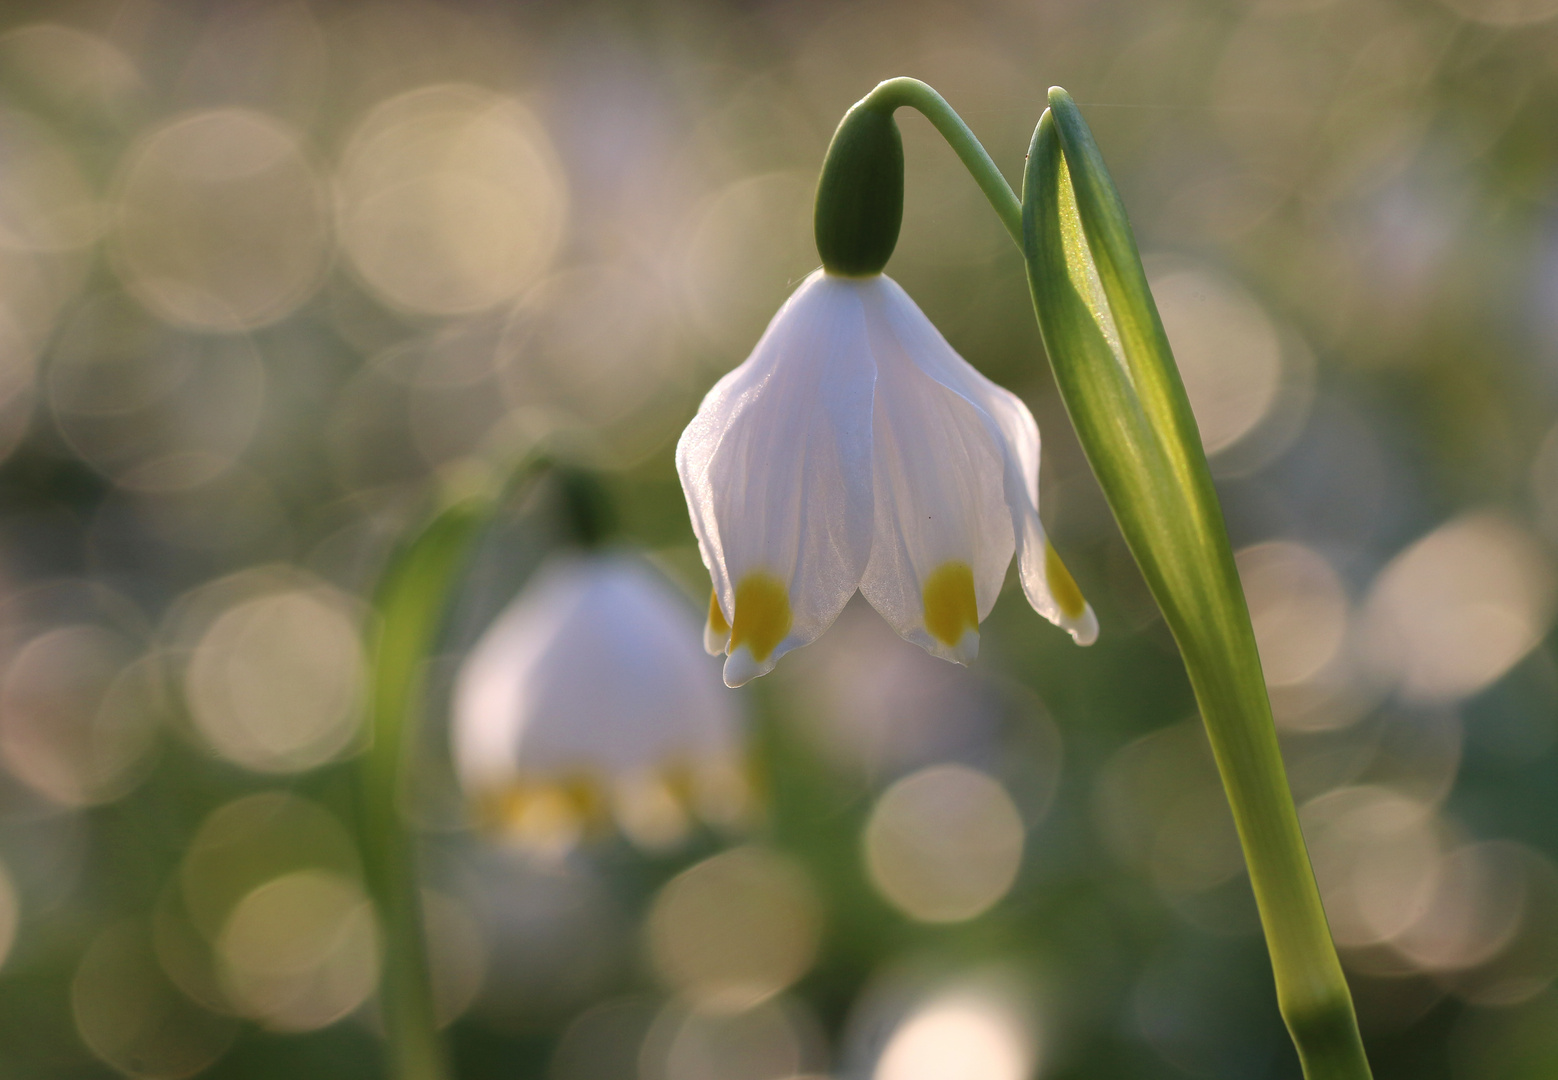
<box><xmin>813</xmin><ymin>99</ymin><xmax>904</xmax><ymax>277</ymax></box>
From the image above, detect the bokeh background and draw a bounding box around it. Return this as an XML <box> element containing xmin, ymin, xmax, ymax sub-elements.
<box><xmin>1</xmin><ymin>0</ymin><xmax>1557</xmax><ymax>1077</ymax></box>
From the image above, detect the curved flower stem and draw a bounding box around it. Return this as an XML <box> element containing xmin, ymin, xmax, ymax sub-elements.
<box><xmin>1022</xmin><ymin>92</ymin><xmax>1371</xmax><ymax>1079</ymax></box>
<box><xmin>359</xmin><ymin>457</ymin><xmax>548</xmax><ymax>1080</ymax></box>
<box><xmin>857</xmin><ymin>77</ymin><xmax>1024</xmax><ymax>246</ymax></box>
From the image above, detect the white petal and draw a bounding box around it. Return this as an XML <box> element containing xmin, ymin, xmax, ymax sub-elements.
<box><xmin>1015</xmin><ymin>510</ymin><xmax>1099</xmax><ymax>646</ymax></box>
<box><xmin>676</xmin><ymin>269</ymin><xmax>877</xmax><ymax>685</ymax></box>
<box><xmin>703</xmin><ymin>613</ymin><xmax>728</xmax><ymax>656</ymax></box>
<box><xmin>856</xmin><ymin>279</ymin><xmax>1014</xmax><ymax>663</ymax></box>
<box><xmin>702</xmin><ymin>588</ymin><xmax>730</xmax><ymax>656</ymax></box>
<box><xmin>869</xmin><ymin>275</ymin><xmax>1096</xmax><ymax>646</ymax></box>
<box><xmin>610</xmin><ymin>771</ymin><xmax>691</xmax><ymax>851</ymax></box>
<box><xmin>451</xmin><ymin>554</ymin><xmax>741</xmax><ymax>795</ymax></box>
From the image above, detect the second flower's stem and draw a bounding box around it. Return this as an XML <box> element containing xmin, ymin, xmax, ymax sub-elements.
<box><xmin>361</xmin><ymin>498</ymin><xmax>487</xmax><ymax>1080</ymax></box>
<box><xmin>359</xmin><ymin>457</ymin><xmax>549</xmax><ymax>1080</ymax></box>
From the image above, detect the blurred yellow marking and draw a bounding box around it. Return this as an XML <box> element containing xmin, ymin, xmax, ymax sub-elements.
<box><xmin>562</xmin><ymin>775</ymin><xmax>606</xmax><ymax>826</ymax></box>
<box><xmin>485</xmin><ymin>775</ymin><xmax>606</xmax><ymax>844</ymax></box>
<box><xmin>1046</xmin><ymin>541</ymin><xmax>1087</xmax><ymax>619</ymax></box>
<box><xmin>494</xmin><ymin>784</ymin><xmax>575</xmax><ymax>842</ymax></box>
<box><xmin>707</xmin><ymin>589</ymin><xmax>730</xmax><ymax>638</ymax></box>
<box><xmin>923</xmin><ymin>562</ymin><xmax>978</xmax><ymax>647</ymax></box>
<box><xmin>661</xmin><ymin>759</ymin><xmax>696</xmax><ymax>809</ymax></box>
<box><xmin>729</xmin><ymin>573</ymin><xmax>790</xmax><ymax>661</ymax></box>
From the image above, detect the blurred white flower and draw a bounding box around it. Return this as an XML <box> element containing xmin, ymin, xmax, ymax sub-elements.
<box><xmin>452</xmin><ymin>551</ymin><xmax>748</xmax><ymax>853</ymax></box>
<box><xmin>678</xmin><ymin>268</ymin><xmax>1096</xmax><ymax>688</ymax></box>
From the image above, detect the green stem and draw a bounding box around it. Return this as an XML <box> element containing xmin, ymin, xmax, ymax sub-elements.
<box><xmin>857</xmin><ymin>77</ymin><xmax>1024</xmax><ymax>247</ymax></box>
<box><xmin>359</xmin><ymin>459</ymin><xmax>547</xmax><ymax>1080</ymax></box>
<box><xmin>1023</xmin><ymin>94</ymin><xmax>1371</xmax><ymax>1079</ymax></box>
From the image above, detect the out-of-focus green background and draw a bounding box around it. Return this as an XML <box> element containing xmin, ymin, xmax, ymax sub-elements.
<box><xmin>1</xmin><ymin>1</ymin><xmax>1556</xmax><ymax>1078</ymax></box>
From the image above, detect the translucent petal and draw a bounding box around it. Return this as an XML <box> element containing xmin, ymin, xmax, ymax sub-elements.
<box><xmin>703</xmin><ymin>588</ymin><xmax>729</xmax><ymax>656</ymax></box>
<box><xmin>451</xmin><ymin>554</ymin><xmax>740</xmax><ymax>797</ymax></box>
<box><xmin>676</xmin><ymin>270</ymin><xmax>877</xmax><ymax>685</ymax></box>
<box><xmin>868</xmin><ymin>275</ymin><xmax>1096</xmax><ymax>645</ymax></box>
<box><xmin>857</xmin><ymin>280</ymin><xmax>1014</xmax><ymax>663</ymax></box>
<box><xmin>1016</xmin><ymin>510</ymin><xmax>1099</xmax><ymax>646</ymax></box>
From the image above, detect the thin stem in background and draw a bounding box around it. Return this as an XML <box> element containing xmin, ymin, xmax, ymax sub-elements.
<box><xmin>359</xmin><ymin>458</ymin><xmax>548</xmax><ymax>1080</ymax></box>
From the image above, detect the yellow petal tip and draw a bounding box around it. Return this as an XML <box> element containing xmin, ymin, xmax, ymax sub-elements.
<box><xmin>946</xmin><ymin>626</ymin><xmax>980</xmax><ymax>664</ymax></box>
<box><xmin>1068</xmin><ymin>604</ymin><xmax>1099</xmax><ymax>647</ymax></box>
<box><xmin>723</xmin><ymin>645</ymin><xmax>771</xmax><ymax>687</ymax></box>
<box><xmin>1045</xmin><ymin>541</ymin><xmax>1088</xmax><ymax>622</ymax></box>
<box><xmin>728</xmin><ymin>572</ymin><xmax>791</xmax><ymax>664</ymax></box>
<box><xmin>483</xmin><ymin>779</ymin><xmax>602</xmax><ymax>857</ymax></box>
<box><xmin>705</xmin><ymin>587</ymin><xmax>731</xmax><ymax>655</ymax></box>
<box><xmin>923</xmin><ymin>561</ymin><xmax>980</xmax><ymax>649</ymax></box>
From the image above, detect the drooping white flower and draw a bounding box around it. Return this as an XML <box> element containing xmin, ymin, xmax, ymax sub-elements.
<box><xmin>678</xmin><ymin>268</ymin><xmax>1096</xmax><ymax>688</ymax></box>
<box><xmin>452</xmin><ymin>551</ymin><xmax>748</xmax><ymax>853</ymax></box>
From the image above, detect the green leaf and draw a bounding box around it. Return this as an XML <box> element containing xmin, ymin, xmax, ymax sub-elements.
<box><xmin>1022</xmin><ymin>90</ymin><xmax>1372</xmax><ymax>1080</ymax></box>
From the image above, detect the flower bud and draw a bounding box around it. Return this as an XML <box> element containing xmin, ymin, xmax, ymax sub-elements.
<box><xmin>813</xmin><ymin>101</ymin><xmax>903</xmax><ymax>277</ymax></box>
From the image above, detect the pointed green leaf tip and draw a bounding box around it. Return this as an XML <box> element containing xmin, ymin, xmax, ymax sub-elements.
<box><xmin>814</xmin><ymin>100</ymin><xmax>904</xmax><ymax>276</ymax></box>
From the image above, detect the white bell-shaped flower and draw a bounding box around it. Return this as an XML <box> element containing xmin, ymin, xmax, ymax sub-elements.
<box><xmin>678</xmin><ymin>268</ymin><xmax>1097</xmax><ymax>688</ymax></box>
<box><xmin>452</xmin><ymin>551</ymin><xmax>748</xmax><ymax>853</ymax></box>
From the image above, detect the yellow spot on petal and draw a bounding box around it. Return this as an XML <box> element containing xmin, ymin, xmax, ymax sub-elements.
<box><xmin>923</xmin><ymin>561</ymin><xmax>979</xmax><ymax>647</ymax></box>
<box><xmin>662</xmin><ymin>759</ymin><xmax>697</xmax><ymax>809</ymax></box>
<box><xmin>729</xmin><ymin>573</ymin><xmax>791</xmax><ymax>662</ymax></box>
<box><xmin>563</xmin><ymin>774</ymin><xmax>608</xmax><ymax>827</ymax></box>
<box><xmin>484</xmin><ymin>784</ymin><xmax>573</xmax><ymax>850</ymax></box>
<box><xmin>480</xmin><ymin>775</ymin><xmax>608</xmax><ymax>848</ymax></box>
<box><xmin>1046</xmin><ymin>541</ymin><xmax>1087</xmax><ymax>620</ymax></box>
<box><xmin>707</xmin><ymin>588</ymin><xmax>730</xmax><ymax>637</ymax></box>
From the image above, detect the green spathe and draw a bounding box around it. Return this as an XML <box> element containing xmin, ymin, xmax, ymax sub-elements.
<box><xmin>1023</xmin><ymin>88</ymin><xmax>1371</xmax><ymax>1080</ymax></box>
<box><xmin>813</xmin><ymin>100</ymin><xmax>904</xmax><ymax>276</ymax></box>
